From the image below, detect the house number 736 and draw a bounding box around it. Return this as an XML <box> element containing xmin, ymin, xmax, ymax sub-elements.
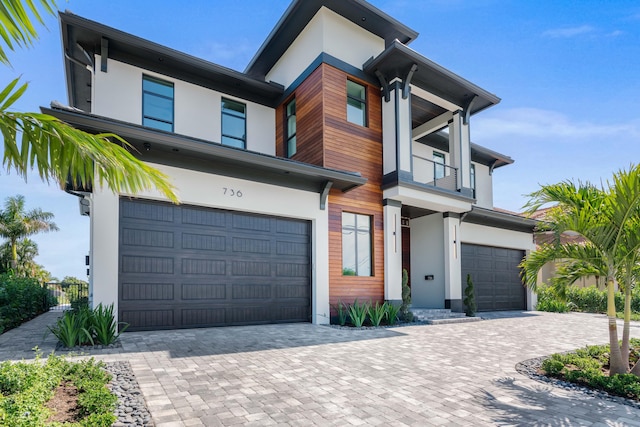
<box><xmin>223</xmin><ymin>187</ymin><xmax>243</xmax><ymax>197</ymax></box>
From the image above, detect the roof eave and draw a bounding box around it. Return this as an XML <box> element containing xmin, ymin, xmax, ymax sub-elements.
<box><xmin>364</xmin><ymin>40</ymin><xmax>501</xmax><ymax>115</ymax></box>
<box><xmin>41</xmin><ymin>106</ymin><xmax>367</xmax><ymax>193</ymax></box>
<box><xmin>245</xmin><ymin>0</ymin><xmax>418</xmax><ymax>79</ymax></box>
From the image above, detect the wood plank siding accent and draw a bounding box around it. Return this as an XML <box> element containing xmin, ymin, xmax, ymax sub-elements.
<box><xmin>276</xmin><ymin>64</ymin><xmax>384</xmax><ymax>308</ymax></box>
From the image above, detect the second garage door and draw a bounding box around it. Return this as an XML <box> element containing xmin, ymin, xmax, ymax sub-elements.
<box><xmin>461</xmin><ymin>243</ymin><xmax>526</xmax><ymax>311</ymax></box>
<box><xmin>118</xmin><ymin>198</ymin><xmax>311</xmax><ymax>331</ymax></box>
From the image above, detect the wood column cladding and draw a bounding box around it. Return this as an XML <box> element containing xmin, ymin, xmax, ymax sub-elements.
<box><xmin>276</xmin><ymin>64</ymin><xmax>384</xmax><ymax>307</ymax></box>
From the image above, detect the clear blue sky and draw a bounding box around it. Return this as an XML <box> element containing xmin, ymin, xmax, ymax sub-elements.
<box><xmin>1</xmin><ymin>0</ymin><xmax>640</xmax><ymax>280</ymax></box>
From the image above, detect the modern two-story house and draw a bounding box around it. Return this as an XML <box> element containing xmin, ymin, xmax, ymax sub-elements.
<box><xmin>49</xmin><ymin>0</ymin><xmax>537</xmax><ymax>331</ymax></box>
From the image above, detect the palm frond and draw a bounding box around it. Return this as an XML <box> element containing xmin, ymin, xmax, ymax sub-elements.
<box><xmin>0</xmin><ymin>0</ymin><xmax>56</xmax><ymax>66</ymax></box>
<box><xmin>0</xmin><ymin>80</ymin><xmax>178</xmax><ymax>202</ymax></box>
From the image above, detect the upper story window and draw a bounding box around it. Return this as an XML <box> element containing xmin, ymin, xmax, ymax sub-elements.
<box><xmin>286</xmin><ymin>98</ymin><xmax>297</xmax><ymax>157</ymax></box>
<box><xmin>142</xmin><ymin>75</ymin><xmax>174</xmax><ymax>132</ymax></box>
<box><xmin>221</xmin><ymin>98</ymin><xmax>246</xmax><ymax>149</ymax></box>
<box><xmin>470</xmin><ymin>163</ymin><xmax>476</xmax><ymax>198</ymax></box>
<box><xmin>346</xmin><ymin>80</ymin><xmax>367</xmax><ymax>127</ymax></box>
<box><xmin>342</xmin><ymin>212</ymin><xmax>372</xmax><ymax>277</ymax></box>
<box><xmin>433</xmin><ymin>152</ymin><xmax>445</xmax><ymax>180</ymax></box>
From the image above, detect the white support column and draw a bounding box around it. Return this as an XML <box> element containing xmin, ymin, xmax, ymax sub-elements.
<box><xmin>381</xmin><ymin>81</ymin><xmax>413</xmax><ymax>178</ymax></box>
<box><xmin>448</xmin><ymin>111</ymin><xmax>472</xmax><ymax>195</ymax></box>
<box><xmin>443</xmin><ymin>213</ymin><xmax>463</xmax><ymax>311</ymax></box>
<box><xmin>90</xmin><ymin>186</ymin><xmax>120</xmax><ymax>317</ymax></box>
<box><xmin>383</xmin><ymin>200</ymin><xmax>403</xmax><ymax>302</ymax></box>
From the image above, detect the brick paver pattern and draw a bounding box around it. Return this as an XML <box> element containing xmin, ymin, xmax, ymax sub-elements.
<box><xmin>1</xmin><ymin>311</ymin><xmax>640</xmax><ymax>426</ymax></box>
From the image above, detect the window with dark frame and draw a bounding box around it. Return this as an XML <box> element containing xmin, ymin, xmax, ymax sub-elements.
<box><xmin>470</xmin><ymin>163</ymin><xmax>476</xmax><ymax>198</ymax></box>
<box><xmin>346</xmin><ymin>80</ymin><xmax>367</xmax><ymax>126</ymax></box>
<box><xmin>221</xmin><ymin>98</ymin><xmax>246</xmax><ymax>149</ymax></box>
<box><xmin>433</xmin><ymin>152</ymin><xmax>445</xmax><ymax>180</ymax></box>
<box><xmin>286</xmin><ymin>98</ymin><xmax>297</xmax><ymax>157</ymax></box>
<box><xmin>341</xmin><ymin>212</ymin><xmax>372</xmax><ymax>277</ymax></box>
<box><xmin>142</xmin><ymin>75</ymin><xmax>174</xmax><ymax>132</ymax></box>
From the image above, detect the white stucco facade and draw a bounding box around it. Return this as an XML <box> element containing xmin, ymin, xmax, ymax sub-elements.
<box><xmin>92</xmin><ymin>57</ymin><xmax>276</xmax><ymax>155</ymax></box>
<box><xmin>266</xmin><ymin>7</ymin><xmax>385</xmax><ymax>87</ymax></box>
<box><xmin>89</xmin><ymin>163</ymin><xmax>331</xmax><ymax>325</ymax></box>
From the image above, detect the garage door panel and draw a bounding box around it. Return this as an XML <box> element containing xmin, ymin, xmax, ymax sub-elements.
<box><xmin>232</xmin><ymin>237</ymin><xmax>271</xmax><ymax>254</ymax></box>
<box><xmin>121</xmin><ymin>283</ymin><xmax>174</xmax><ymax>301</ymax></box>
<box><xmin>182</xmin><ymin>308</ymin><xmax>226</xmax><ymax>327</ymax></box>
<box><xmin>121</xmin><ymin>255</ymin><xmax>174</xmax><ymax>274</ymax></box>
<box><xmin>232</xmin><ymin>214</ymin><xmax>271</xmax><ymax>232</ymax></box>
<box><xmin>121</xmin><ymin>228</ymin><xmax>174</xmax><ymax>248</ymax></box>
<box><xmin>121</xmin><ymin>199</ymin><xmax>174</xmax><ymax>223</ymax></box>
<box><xmin>232</xmin><ymin>284</ymin><xmax>272</xmax><ymax>300</ymax></box>
<box><xmin>121</xmin><ymin>309</ymin><xmax>174</xmax><ymax>330</ymax></box>
<box><xmin>181</xmin><ymin>283</ymin><xmax>226</xmax><ymax>300</ymax></box>
<box><xmin>181</xmin><ymin>258</ymin><xmax>226</xmax><ymax>275</ymax></box>
<box><xmin>182</xmin><ymin>233</ymin><xmax>226</xmax><ymax>251</ymax></box>
<box><xmin>462</xmin><ymin>243</ymin><xmax>525</xmax><ymax>311</ymax></box>
<box><xmin>181</xmin><ymin>207</ymin><xmax>226</xmax><ymax>227</ymax></box>
<box><xmin>119</xmin><ymin>199</ymin><xmax>311</xmax><ymax>330</ymax></box>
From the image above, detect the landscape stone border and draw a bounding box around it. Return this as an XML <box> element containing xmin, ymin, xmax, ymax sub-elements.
<box><xmin>104</xmin><ymin>361</ymin><xmax>154</xmax><ymax>426</ymax></box>
<box><xmin>516</xmin><ymin>356</ymin><xmax>640</xmax><ymax>410</ymax></box>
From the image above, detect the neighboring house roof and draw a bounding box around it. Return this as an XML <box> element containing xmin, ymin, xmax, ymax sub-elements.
<box><xmin>244</xmin><ymin>0</ymin><xmax>419</xmax><ymax>79</ymax></box>
<box><xmin>417</xmin><ymin>132</ymin><xmax>514</xmax><ymax>169</ymax></box>
<box><xmin>528</xmin><ymin>207</ymin><xmax>588</xmax><ymax>246</ymax></box>
<box><xmin>363</xmin><ymin>40</ymin><xmax>500</xmax><ymax>116</ymax></box>
<box><xmin>43</xmin><ymin>105</ymin><xmax>367</xmax><ymax>196</ymax></box>
<box><xmin>59</xmin><ymin>12</ymin><xmax>285</xmax><ymax>112</ymax></box>
<box><xmin>462</xmin><ymin>206</ymin><xmax>538</xmax><ymax>233</ymax></box>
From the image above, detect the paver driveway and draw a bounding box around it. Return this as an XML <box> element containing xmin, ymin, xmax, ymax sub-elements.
<box><xmin>2</xmin><ymin>311</ymin><xmax>640</xmax><ymax>426</ymax></box>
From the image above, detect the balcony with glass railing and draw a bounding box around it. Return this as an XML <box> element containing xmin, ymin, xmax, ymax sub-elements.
<box><xmin>411</xmin><ymin>154</ymin><xmax>459</xmax><ymax>192</ymax></box>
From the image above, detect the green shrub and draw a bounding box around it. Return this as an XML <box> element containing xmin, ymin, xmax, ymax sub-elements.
<box><xmin>91</xmin><ymin>303</ymin><xmax>128</xmax><ymax>345</ymax></box>
<box><xmin>541</xmin><ymin>342</ymin><xmax>640</xmax><ymax>401</ymax></box>
<box><xmin>463</xmin><ymin>274</ymin><xmax>476</xmax><ymax>317</ymax></box>
<box><xmin>0</xmin><ymin>274</ymin><xmax>56</xmax><ymax>333</ymax></box>
<box><xmin>536</xmin><ymin>287</ymin><xmax>570</xmax><ymax>312</ymax></box>
<box><xmin>400</xmin><ymin>269</ymin><xmax>413</xmax><ymax>322</ymax></box>
<box><xmin>331</xmin><ymin>300</ymin><xmax>348</xmax><ymax>326</ymax></box>
<box><xmin>384</xmin><ymin>301</ymin><xmax>401</xmax><ymax>325</ymax></box>
<box><xmin>0</xmin><ymin>354</ymin><xmax>116</xmax><ymax>427</ymax></box>
<box><xmin>49</xmin><ymin>303</ymin><xmax>129</xmax><ymax>347</ymax></box>
<box><xmin>347</xmin><ymin>299</ymin><xmax>369</xmax><ymax>327</ymax></box>
<box><xmin>49</xmin><ymin>309</ymin><xmax>94</xmax><ymax>348</ymax></box>
<box><xmin>367</xmin><ymin>301</ymin><xmax>386</xmax><ymax>327</ymax></box>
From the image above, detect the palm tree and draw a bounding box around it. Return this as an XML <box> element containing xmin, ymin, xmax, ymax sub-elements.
<box><xmin>0</xmin><ymin>0</ymin><xmax>178</xmax><ymax>203</ymax></box>
<box><xmin>0</xmin><ymin>195</ymin><xmax>58</xmax><ymax>270</ymax></box>
<box><xmin>520</xmin><ymin>166</ymin><xmax>640</xmax><ymax>376</ymax></box>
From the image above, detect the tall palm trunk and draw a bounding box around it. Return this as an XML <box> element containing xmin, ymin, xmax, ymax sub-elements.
<box><xmin>9</xmin><ymin>238</ymin><xmax>17</xmax><ymax>270</ymax></box>
<box><xmin>608</xmin><ymin>280</ymin><xmax>626</xmax><ymax>375</ymax></box>
<box><xmin>621</xmin><ymin>286</ymin><xmax>632</xmax><ymax>370</ymax></box>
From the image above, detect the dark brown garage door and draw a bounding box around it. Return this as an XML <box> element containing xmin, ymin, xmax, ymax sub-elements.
<box><xmin>118</xmin><ymin>198</ymin><xmax>311</xmax><ymax>331</ymax></box>
<box><xmin>461</xmin><ymin>243</ymin><xmax>526</xmax><ymax>311</ymax></box>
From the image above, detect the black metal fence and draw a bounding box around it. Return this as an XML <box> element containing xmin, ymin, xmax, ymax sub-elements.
<box><xmin>44</xmin><ymin>282</ymin><xmax>89</xmax><ymax>311</ymax></box>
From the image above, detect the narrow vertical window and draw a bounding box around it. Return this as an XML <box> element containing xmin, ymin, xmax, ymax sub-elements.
<box><xmin>342</xmin><ymin>212</ymin><xmax>372</xmax><ymax>276</ymax></box>
<box><xmin>346</xmin><ymin>80</ymin><xmax>367</xmax><ymax>126</ymax></box>
<box><xmin>142</xmin><ymin>75</ymin><xmax>174</xmax><ymax>131</ymax></box>
<box><xmin>470</xmin><ymin>163</ymin><xmax>476</xmax><ymax>198</ymax></box>
<box><xmin>433</xmin><ymin>152</ymin><xmax>445</xmax><ymax>180</ymax></box>
<box><xmin>286</xmin><ymin>98</ymin><xmax>297</xmax><ymax>157</ymax></box>
<box><xmin>221</xmin><ymin>98</ymin><xmax>246</xmax><ymax>149</ymax></box>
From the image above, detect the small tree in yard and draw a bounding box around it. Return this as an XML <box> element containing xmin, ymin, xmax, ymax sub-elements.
<box><xmin>464</xmin><ymin>274</ymin><xmax>476</xmax><ymax>317</ymax></box>
<box><xmin>520</xmin><ymin>165</ymin><xmax>640</xmax><ymax>377</ymax></box>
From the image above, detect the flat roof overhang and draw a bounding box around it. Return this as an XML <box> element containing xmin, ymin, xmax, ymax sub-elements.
<box><xmin>463</xmin><ymin>206</ymin><xmax>537</xmax><ymax>233</ymax></box>
<box><xmin>60</xmin><ymin>12</ymin><xmax>284</xmax><ymax>112</ymax></box>
<box><xmin>245</xmin><ymin>0</ymin><xmax>418</xmax><ymax>79</ymax></box>
<box><xmin>364</xmin><ymin>40</ymin><xmax>500</xmax><ymax>116</ymax></box>
<box><xmin>42</xmin><ymin>106</ymin><xmax>367</xmax><ymax>197</ymax></box>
